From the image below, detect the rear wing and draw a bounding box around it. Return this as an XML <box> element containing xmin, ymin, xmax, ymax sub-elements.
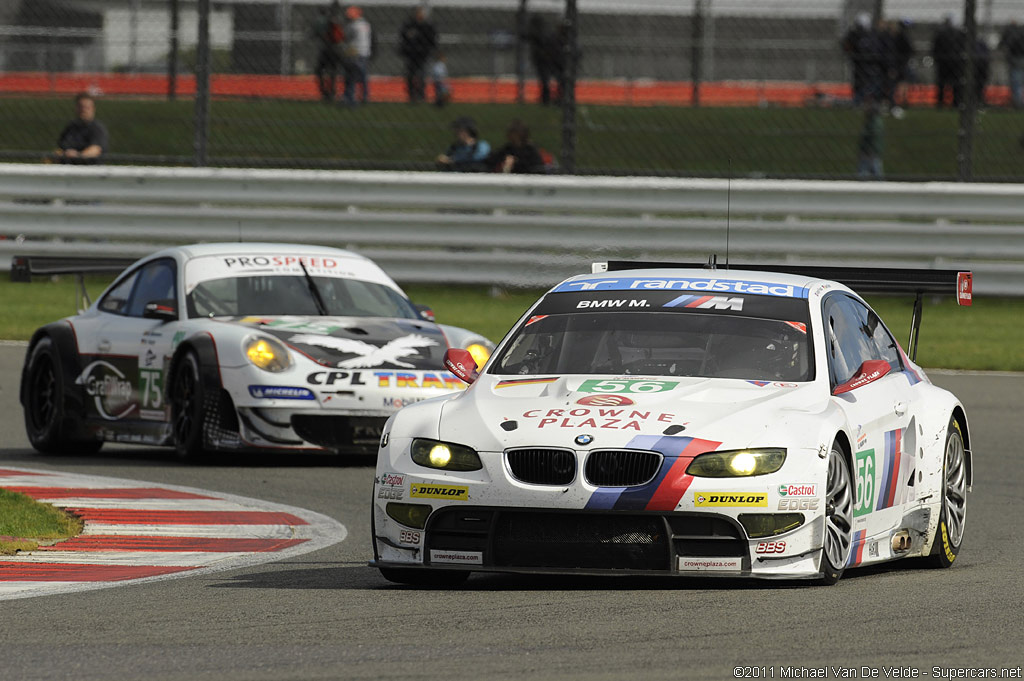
<box><xmin>592</xmin><ymin>260</ymin><xmax>973</xmax><ymax>361</ymax></box>
<box><xmin>10</xmin><ymin>255</ymin><xmax>136</xmax><ymax>310</ymax></box>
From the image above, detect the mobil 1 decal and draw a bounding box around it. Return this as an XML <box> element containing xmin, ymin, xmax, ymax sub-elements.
<box><xmin>535</xmin><ymin>290</ymin><xmax>810</xmax><ymax>322</ymax></box>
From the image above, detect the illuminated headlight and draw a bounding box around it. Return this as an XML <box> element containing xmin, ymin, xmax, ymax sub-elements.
<box><xmin>466</xmin><ymin>343</ymin><xmax>491</xmax><ymax>368</ymax></box>
<box><xmin>686</xmin><ymin>448</ymin><xmax>786</xmax><ymax>477</ymax></box>
<box><xmin>410</xmin><ymin>438</ymin><xmax>482</xmax><ymax>472</ymax></box>
<box><xmin>244</xmin><ymin>335</ymin><xmax>292</xmax><ymax>373</ymax></box>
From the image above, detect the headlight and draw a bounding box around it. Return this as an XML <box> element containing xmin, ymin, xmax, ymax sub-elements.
<box><xmin>386</xmin><ymin>503</ymin><xmax>432</xmax><ymax>529</ymax></box>
<box><xmin>686</xmin><ymin>448</ymin><xmax>786</xmax><ymax>477</ymax></box>
<box><xmin>466</xmin><ymin>343</ymin><xmax>491</xmax><ymax>368</ymax></box>
<box><xmin>244</xmin><ymin>335</ymin><xmax>292</xmax><ymax>373</ymax></box>
<box><xmin>411</xmin><ymin>438</ymin><xmax>482</xmax><ymax>471</ymax></box>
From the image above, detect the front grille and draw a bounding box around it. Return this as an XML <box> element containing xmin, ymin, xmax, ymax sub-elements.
<box><xmin>423</xmin><ymin>508</ymin><xmax>747</xmax><ymax>573</ymax></box>
<box><xmin>584</xmin><ymin>450</ymin><xmax>662</xmax><ymax>487</ymax></box>
<box><xmin>291</xmin><ymin>415</ymin><xmax>385</xmax><ymax>451</ymax></box>
<box><xmin>491</xmin><ymin>511</ymin><xmax>670</xmax><ymax>570</ymax></box>
<box><xmin>506</xmin><ymin>448</ymin><xmax>576</xmax><ymax>485</ymax></box>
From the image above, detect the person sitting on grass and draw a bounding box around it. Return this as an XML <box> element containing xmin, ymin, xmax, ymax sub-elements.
<box><xmin>52</xmin><ymin>92</ymin><xmax>108</xmax><ymax>165</ymax></box>
<box><xmin>436</xmin><ymin>116</ymin><xmax>491</xmax><ymax>172</ymax></box>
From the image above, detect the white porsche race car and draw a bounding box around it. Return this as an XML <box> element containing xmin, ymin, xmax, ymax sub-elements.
<box><xmin>372</xmin><ymin>261</ymin><xmax>973</xmax><ymax>585</ymax></box>
<box><xmin>18</xmin><ymin>243</ymin><xmax>492</xmax><ymax>458</ymax></box>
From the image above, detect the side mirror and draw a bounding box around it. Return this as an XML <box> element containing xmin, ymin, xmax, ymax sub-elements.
<box><xmin>414</xmin><ymin>304</ymin><xmax>435</xmax><ymax>322</ymax></box>
<box><xmin>143</xmin><ymin>299</ymin><xmax>178</xmax><ymax>322</ymax></box>
<box><xmin>833</xmin><ymin>359</ymin><xmax>891</xmax><ymax>395</ymax></box>
<box><xmin>444</xmin><ymin>348</ymin><xmax>478</xmax><ymax>385</ymax></box>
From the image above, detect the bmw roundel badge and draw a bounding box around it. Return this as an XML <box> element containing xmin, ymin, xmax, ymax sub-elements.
<box><xmin>574</xmin><ymin>434</ymin><xmax>594</xmax><ymax>446</ymax></box>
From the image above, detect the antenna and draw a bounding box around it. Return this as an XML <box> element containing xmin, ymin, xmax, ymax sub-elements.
<box><xmin>725</xmin><ymin>158</ymin><xmax>732</xmax><ymax>267</ymax></box>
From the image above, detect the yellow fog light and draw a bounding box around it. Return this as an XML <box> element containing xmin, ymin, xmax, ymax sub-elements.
<box><xmin>429</xmin><ymin>444</ymin><xmax>452</xmax><ymax>467</ymax></box>
<box><xmin>386</xmin><ymin>502</ymin><xmax>432</xmax><ymax>529</ymax></box>
<box><xmin>411</xmin><ymin>438</ymin><xmax>482</xmax><ymax>471</ymax></box>
<box><xmin>738</xmin><ymin>513</ymin><xmax>805</xmax><ymax>538</ymax></box>
<box><xmin>466</xmin><ymin>343</ymin><xmax>491</xmax><ymax>368</ymax></box>
<box><xmin>243</xmin><ymin>335</ymin><xmax>292</xmax><ymax>373</ymax></box>
<box><xmin>686</xmin><ymin>448</ymin><xmax>786</xmax><ymax>477</ymax></box>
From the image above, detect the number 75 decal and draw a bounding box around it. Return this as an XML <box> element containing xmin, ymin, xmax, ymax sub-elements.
<box><xmin>139</xmin><ymin>368</ymin><xmax>163</xmax><ymax>409</ymax></box>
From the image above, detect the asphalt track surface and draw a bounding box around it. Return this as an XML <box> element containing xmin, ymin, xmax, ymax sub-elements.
<box><xmin>0</xmin><ymin>342</ymin><xmax>1021</xmax><ymax>681</ymax></box>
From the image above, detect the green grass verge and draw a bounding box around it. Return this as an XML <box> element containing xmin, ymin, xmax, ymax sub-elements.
<box><xmin>4</xmin><ymin>96</ymin><xmax>1024</xmax><ymax>178</ymax></box>
<box><xmin>2</xmin><ymin>276</ymin><xmax>1019</xmax><ymax>371</ymax></box>
<box><xmin>0</xmin><ymin>489</ymin><xmax>84</xmax><ymax>555</ymax></box>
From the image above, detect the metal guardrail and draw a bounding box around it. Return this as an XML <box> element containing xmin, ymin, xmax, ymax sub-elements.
<box><xmin>0</xmin><ymin>163</ymin><xmax>1022</xmax><ymax>295</ymax></box>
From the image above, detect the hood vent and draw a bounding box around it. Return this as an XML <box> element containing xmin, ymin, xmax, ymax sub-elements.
<box><xmin>585</xmin><ymin>450</ymin><xmax>663</xmax><ymax>487</ymax></box>
<box><xmin>506</xmin><ymin>448</ymin><xmax>576</xmax><ymax>485</ymax></box>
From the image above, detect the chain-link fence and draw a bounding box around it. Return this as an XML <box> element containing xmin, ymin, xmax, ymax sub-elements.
<box><xmin>1</xmin><ymin>0</ymin><xmax>1022</xmax><ymax>180</ymax></box>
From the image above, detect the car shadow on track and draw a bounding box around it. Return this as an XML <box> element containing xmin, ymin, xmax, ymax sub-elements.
<box><xmin>206</xmin><ymin>563</ymin><xmax>855</xmax><ymax>592</ymax></box>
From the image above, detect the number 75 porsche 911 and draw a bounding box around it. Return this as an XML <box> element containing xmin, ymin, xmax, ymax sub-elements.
<box><xmin>371</xmin><ymin>261</ymin><xmax>973</xmax><ymax>585</ymax></box>
<box><xmin>19</xmin><ymin>243</ymin><xmax>493</xmax><ymax>458</ymax></box>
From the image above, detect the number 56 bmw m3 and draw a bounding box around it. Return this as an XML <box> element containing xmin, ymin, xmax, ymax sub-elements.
<box><xmin>372</xmin><ymin>262</ymin><xmax>973</xmax><ymax>585</ymax></box>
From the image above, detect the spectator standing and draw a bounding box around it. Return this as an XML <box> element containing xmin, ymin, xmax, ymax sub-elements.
<box><xmin>312</xmin><ymin>1</ymin><xmax>345</xmax><ymax>102</ymax></box>
<box><xmin>841</xmin><ymin>13</ymin><xmax>871</xmax><ymax>105</ymax></box>
<box><xmin>436</xmin><ymin>116</ymin><xmax>490</xmax><ymax>172</ymax></box>
<box><xmin>857</xmin><ymin>101</ymin><xmax>885</xmax><ymax>180</ymax></box>
<box><xmin>343</xmin><ymin>6</ymin><xmax>372</xmax><ymax>105</ymax></box>
<box><xmin>54</xmin><ymin>92</ymin><xmax>107</xmax><ymax>164</ymax></box>
<box><xmin>973</xmin><ymin>37</ymin><xmax>991</xmax><ymax>107</ymax></box>
<box><xmin>999</xmin><ymin>21</ymin><xmax>1024</xmax><ymax>108</ymax></box>
<box><xmin>889</xmin><ymin>19</ymin><xmax>915</xmax><ymax>116</ymax></box>
<box><xmin>487</xmin><ymin>119</ymin><xmax>545</xmax><ymax>174</ymax></box>
<box><xmin>431</xmin><ymin>51</ymin><xmax>451</xmax><ymax>106</ymax></box>
<box><xmin>398</xmin><ymin>6</ymin><xmax>438</xmax><ymax>104</ymax></box>
<box><xmin>526</xmin><ymin>14</ymin><xmax>559</xmax><ymax>105</ymax></box>
<box><xmin>932</xmin><ymin>16</ymin><xmax>963</xmax><ymax>108</ymax></box>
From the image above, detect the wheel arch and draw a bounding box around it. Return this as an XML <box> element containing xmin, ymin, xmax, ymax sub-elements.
<box><xmin>21</xmin><ymin>322</ymin><xmax>86</xmax><ymax>414</ymax></box>
<box><xmin>951</xmin><ymin>405</ymin><xmax>973</xmax><ymax>489</ymax></box>
<box><xmin>166</xmin><ymin>332</ymin><xmax>223</xmax><ymax>402</ymax></box>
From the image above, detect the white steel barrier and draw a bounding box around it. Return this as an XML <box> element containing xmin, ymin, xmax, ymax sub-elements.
<box><xmin>0</xmin><ymin>163</ymin><xmax>1021</xmax><ymax>295</ymax></box>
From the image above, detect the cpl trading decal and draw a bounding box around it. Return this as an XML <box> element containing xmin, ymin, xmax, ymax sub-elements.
<box><xmin>76</xmin><ymin>360</ymin><xmax>135</xmax><ymax>420</ymax></box>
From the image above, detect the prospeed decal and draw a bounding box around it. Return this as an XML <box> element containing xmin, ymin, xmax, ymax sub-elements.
<box><xmin>76</xmin><ymin>360</ymin><xmax>136</xmax><ymax>421</ymax></box>
<box><xmin>182</xmin><ymin>253</ymin><xmax>397</xmax><ymax>295</ymax></box>
<box><xmin>693</xmin><ymin>492</ymin><xmax>768</xmax><ymax>507</ymax></box>
<box><xmin>554</xmin><ymin>277</ymin><xmax>806</xmax><ymax>298</ymax></box>
<box><xmin>248</xmin><ymin>385</ymin><xmax>315</xmax><ymax>400</ymax></box>
<box><xmin>585</xmin><ymin>435</ymin><xmax>722</xmax><ymax>512</ymax></box>
<box><xmin>409</xmin><ymin>484</ymin><xmax>469</xmax><ymax>501</ymax></box>
<box><xmin>521</xmin><ymin>407</ymin><xmax>676</xmax><ymax>431</ymax></box>
<box><xmin>289</xmin><ymin>333</ymin><xmax>437</xmax><ymax>370</ymax></box>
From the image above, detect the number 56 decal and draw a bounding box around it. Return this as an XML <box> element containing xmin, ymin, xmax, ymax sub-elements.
<box><xmin>578</xmin><ymin>379</ymin><xmax>678</xmax><ymax>394</ymax></box>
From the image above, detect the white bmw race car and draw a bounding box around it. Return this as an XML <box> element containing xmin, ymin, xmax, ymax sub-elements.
<box><xmin>19</xmin><ymin>243</ymin><xmax>493</xmax><ymax>458</ymax></box>
<box><xmin>372</xmin><ymin>262</ymin><xmax>973</xmax><ymax>585</ymax></box>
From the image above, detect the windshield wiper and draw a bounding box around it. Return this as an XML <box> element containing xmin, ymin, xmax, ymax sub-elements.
<box><xmin>298</xmin><ymin>261</ymin><xmax>329</xmax><ymax>316</ymax></box>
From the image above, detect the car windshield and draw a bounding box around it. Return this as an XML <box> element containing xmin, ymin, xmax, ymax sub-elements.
<box><xmin>186</xmin><ymin>275</ymin><xmax>419</xmax><ymax>320</ymax></box>
<box><xmin>492</xmin><ymin>312</ymin><xmax>812</xmax><ymax>382</ymax></box>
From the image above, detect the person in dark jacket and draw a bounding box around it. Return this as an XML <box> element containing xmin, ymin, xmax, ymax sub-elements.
<box><xmin>526</xmin><ymin>14</ymin><xmax>559</xmax><ymax>105</ymax></box>
<box><xmin>398</xmin><ymin>6</ymin><xmax>438</xmax><ymax>103</ymax></box>
<box><xmin>999</xmin><ymin>20</ymin><xmax>1024</xmax><ymax>108</ymax></box>
<box><xmin>487</xmin><ymin>119</ymin><xmax>545</xmax><ymax>174</ymax></box>
<box><xmin>53</xmin><ymin>92</ymin><xmax>108</xmax><ymax>164</ymax></box>
<box><xmin>436</xmin><ymin>116</ymin><xmax>491</xmax><ymax>172</ymax></box>
<box><xmin>841</xmin><ymin>13</ymin><xmax>872</xmax><ymax>105</ymax></box>
<box><xmin>932</xmin><ymin>16</ymin><xmax>964</xmax><ymax>108</ymax></box>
